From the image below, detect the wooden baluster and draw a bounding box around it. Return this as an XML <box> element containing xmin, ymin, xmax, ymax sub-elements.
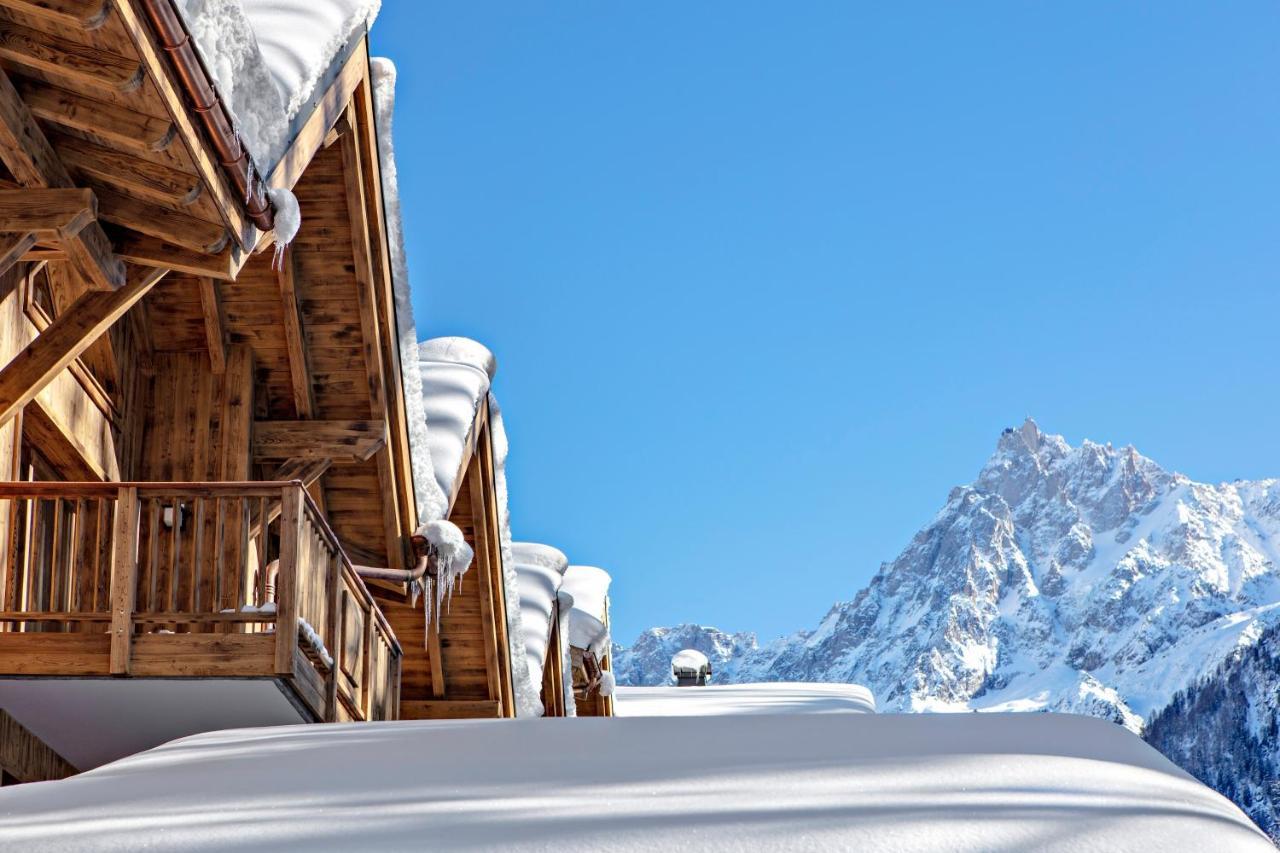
<box><xmin>145</xmin><ymin>499</ymin><xmax>160</xmax><ymax>614</ymax></box>
<box><xmin>275</xmin><ymin>486</ymin><xmax>301</xmax><ymax>676</ymax></box>
<box><xmin>71</xmin><ymin>497</ymin><xmax>87</xmax><ymax>629</ymax></box>
<box><xmin>109</xmin><ymin>487</ymin><xmax>139</xmax><ymax>676</ymax></box>
<box><xmin>48</xmin><ymin>498</ymin><xmax>63</xmax><ymax>623</ymax></box>
<box><xmin>191</xmin><ymin>498</ymin><xmax>205</xmax><ymax>616</ymax></box>
<box><xmin>167</xmin><ymin>498</ymin><xmax>181</xmax><ymax>619</ymax></box>
<box><xmin>213</xmin><ymin>497</ymin><xmax>225</xmax><ymax>624</ymax></box>
<box><xmin>361</xmin><ymin>597</ymin><xmax>373</xmax><ymax>719</ymax></box>
<box><xmin>92</xmin><ymin>497</ymin><xmax>108</xmax><ymax>615</ymax></box>
<box><xmin>325</xmin><ymin>549</ymin><xmax>340</xmax><ymax>722</ymax></box>
<box><xmin>255</xmin><ymin>496</ymin><xmax>267</xmax><ymax>611</ymax></box>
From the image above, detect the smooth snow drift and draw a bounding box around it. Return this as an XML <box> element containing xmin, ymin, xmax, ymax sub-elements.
<box><xmin>0</xmin><ymin>713</ymin><xmax>1266</xmax><ymax>851</ymax></box>
<box><xmin>616</xmin><ymin>683</ymin><xmax>876</xmax><ymax>717</ymax></box>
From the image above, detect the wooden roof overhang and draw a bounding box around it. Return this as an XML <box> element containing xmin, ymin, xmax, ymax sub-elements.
<box><xmin>0</xmin><ymin>3</ymin><xmax>421</xmax><ymax>625</ymax></box>
<box><xmin>369</xmin><ymin>395</ymin><xmax>519</xmax><ymax>720</ymax></box>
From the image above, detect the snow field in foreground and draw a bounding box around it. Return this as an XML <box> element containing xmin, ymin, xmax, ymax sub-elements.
<box><xmin>615</xmin><ymin>682</ymin><xmax>877</xmax><ymax>716</ymax></box>
<box><xmin>0</xmin><ymin>707</ymin><xmax>1267</xmax><ymax>851</ymax></box>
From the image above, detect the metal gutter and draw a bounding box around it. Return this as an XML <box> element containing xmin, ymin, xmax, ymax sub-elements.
<box><xmin>138</xmin><ymin>0</ymin><xmax>275</xmax><ymax>233</ymax></box>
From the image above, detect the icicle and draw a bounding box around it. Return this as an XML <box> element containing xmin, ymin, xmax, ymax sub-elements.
<box><xmin>267</xmin><ymin>187</ymin><xmax>302</xmax><ymax>269</ymax></box>
<box><xmin>418</xmin><ymin>519</ymin><xmax>474</xmax><ymax>630</ymax></box>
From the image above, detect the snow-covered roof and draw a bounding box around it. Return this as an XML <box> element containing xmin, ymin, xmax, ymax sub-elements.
<box><xmin>0</xmin><ymin>712</ymin><xmax>1266</xmax><ymax>851</ymax></box>
<box><xmin>616</xmin><ymin>683</ymin><xmax>876</xmax><ymax>716</ymax></box>
<box><xmin>173</xmin><ymin>0</ymin><xmax>380</xmax><ymax>173</ymax></box>
<box><xmin>561</xmin><ymin>565</ymin><xmax>612</xmax><ymax>656</ymax></box>
<box><xmin>671</xmin><ymin>649</ymin><xmax>710</xmax><ymax>674</ymax></box>
<box><xmin>511</xmin><ymin>543</ymin><xmax>570</xmax><ymax>694</ymax></box>
<box><xmin>419</xmin><ymin>337</ymin><xmax>497</xmax><ymax>505</ymax></box>
<box><xmin>369</xmin><ymin>58</ymin><xmax>447</xmax><ymax>527</ymax></box>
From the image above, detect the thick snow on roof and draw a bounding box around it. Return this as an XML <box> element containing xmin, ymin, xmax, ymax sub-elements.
<box><xmin>0</xmin><ymin>712</ymin><xmax>1267</xmax><ymax>851</ymax></box>
<box><xmin>671</xmin><ymin>649</ymin><xmax>710</xmax><ymax>673</ymax></box>
<box><xmin>371</xmin><ymin>58</ymin><xmax>446</xmax><ymax>526</ymax></box>
<box><xmin>418</xmin><ymin>337</ymin><xmax>495</xmax><ymax>504</ymax></box>
<box><xmin>484</xmin><ymin>395</ymin><xmax>540</xmax><ymax>719</ymax></box>
<box><xmin>561</xmin><ymin>565</ymin><xmax>612</xmax><ymax>655</ymax></box>
<box><xmin>511</xmin><ymin>542</ymin><xmax>569</xmax><ymax>703</ymax></box>
<box><xmin>616</xmin><ymin>683</ymin><xmax>877</xmax><ymax>717</ymax></box>
<box><xmin>174</xmin><ymin>0</ymin><xmax>379</xmax><ymax>172</ymax></box>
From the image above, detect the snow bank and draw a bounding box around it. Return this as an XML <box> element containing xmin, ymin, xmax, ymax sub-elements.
<box><xmin>510</xmin><ymin>542</ymin><xmax>569</xmax><ymax>709</ymax></box>
<box><xmin>0</xmin><ymin>712</ymin><xmax>1267</xmax><ymax>851</ymax></box>
<box><xmin>562</xmin><ymin>565</ymin><xmax>612</xmax><ymax>656</ymax></box>
<box><xmin>370</xmin><ymin>57</ymin><xmax>446</xmax><ymax>526</ymax></box>
<box><xmin>616</xmin><ymin>683</ymin><xmax>877</xmax><ymax>717</ymax></box>
<box><xmin>173</xmin><ymin>0</ymin><xmax>380</xmax><ymax>173</ymax></box>
<box><xmin>418</xmin><ymin>337</ymin><xmax>495</xmax><ymax>503</ymax></box>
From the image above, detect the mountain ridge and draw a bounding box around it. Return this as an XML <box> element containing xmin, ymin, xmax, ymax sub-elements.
<box><xmin>613</xmin><ymin>420</ymin><xmax>1280</xmax><ymax>837</ymax></box>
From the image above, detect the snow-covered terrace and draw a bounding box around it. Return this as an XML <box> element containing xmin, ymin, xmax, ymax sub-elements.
<box><xmin>0</xmin><ymin>708</ymin><xmax>1266</xmax><ymax>851</ymax></box>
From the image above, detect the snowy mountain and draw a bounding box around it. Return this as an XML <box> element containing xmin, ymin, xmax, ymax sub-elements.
<box><xmin>1145</xmin><ymin>619</ymin><xmax>1280</xmax><ymax>841</ymax></box>
<box><xmin>614</xmin><ymin>419</ymin><xmax>1280</xmax><ymax>839</ymax></box>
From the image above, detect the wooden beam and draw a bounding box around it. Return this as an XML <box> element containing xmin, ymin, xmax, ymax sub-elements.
<box><xmin>92</xmin><ymin>187</ymin><xmax>228</xmax><ymax>255</ymax></box>
<box><xmin>0</xmin><ymin>0</ymin><xmax>112</xmax><ymax>31</ymax></box>
<box><xmin>340</xmin><ymin>100</ymin><xmax>404</xmax><ymax>571</ymax></box>
<box><xmin>111</xmin><ymin>0</ymin><xmax>254</xmax><ymax>250</ymax></box>
<box><xmin>353</xmin><ymin>67</ymin><xmax>419</xmax><ymax>554</ymax></box>
<box><xmin>275</xmin><ymin>248</ymin><xmax>314</xmax><ymax>418</ymax></box>
<box><xmin>252</xmin><ymin>419</ymin><xmax>386</xmax><ymax>463</ymax></box>
<box><xmin>0</xmin><ymin>22</ymin><xmax>142</xmax><ymax>93</ymax></box>
<box><xmin>109</xmin><ymin>485</ymin><xmax>138</xmax><ymax>676</ymax></box>
<box><xmin>0</xmin><ymin>264</ymin><xmax>166</xmax><ymax>427</ymax></box>
<box><xmin>196</xmin><ymin>276</ymin><xmax>225</xmax><ymax>374</ymax></box>
<box><xmin>112</xmin><ymin>230</ymin><xmax>238</xmax><ymax>280</ymax></box>
<box><xmin>272</xmin><ymin>456</ymin><xmax>332</xmax><ymax>487</ymax></box>
<box><xmin>0</xmin><ymin>67</ymin><xmax>124</xmax><ymax>289</ymax></box>
<box><xmin>54</xmin><ymin>132</ymin><xmax>203</xmax><ymax>209</ymax></box>
<box><xmin>399</xmin><ymin>699</ymin><xmax>501</xmax><ymax>720</ymax></box>
<box><xmin>0</xmin><ymin>230</ymin><xmax>34</xmax><ymax>276</ymax></box>
<box><xmin>20</xmin><ymin>80</ymin><xmax>176</xmax><ymax>155</ymax></box>
<box><xmin>0</xmin><ymin>187</ymin><xmax>95</xmax><ymax>234</ymax></box>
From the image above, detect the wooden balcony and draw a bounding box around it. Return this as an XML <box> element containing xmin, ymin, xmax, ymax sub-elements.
<box><xmin>0</xmin><ymin>481</ymin><xmax>401</xmax><ymax>730</ymax></box>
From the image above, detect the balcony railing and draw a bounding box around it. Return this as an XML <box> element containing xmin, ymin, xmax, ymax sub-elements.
<box><xmin>0</xmin><ymin>481</ymin><xmax>401</xmax><ymax>723</ymax></box>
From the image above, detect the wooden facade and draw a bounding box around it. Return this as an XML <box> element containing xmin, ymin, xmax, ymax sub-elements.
<box><xmin>374</xmin><ymin>397</ymin><xmax>517</xmax><ymax>720</ymax></box>
<box><xmin>0</xmin><ymin>2</ymin><xmax>428</xmax><ymax>770</ymax></box>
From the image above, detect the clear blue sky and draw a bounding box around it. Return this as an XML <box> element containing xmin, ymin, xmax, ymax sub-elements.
<box><xmin>371</xmin><ymin>3</ymin><xmax>1280</xmax><ymax>644</ymax></box>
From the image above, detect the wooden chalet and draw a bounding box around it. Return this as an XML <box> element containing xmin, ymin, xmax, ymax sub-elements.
<box><xmin>562</xmin><ymin>564</ymin><xmax>615</xmax><ymax>717</ymax></box>
<box><xmin>371</xmin><ymin>336</ymin><xmax>525</xmax><ymax>721</ymax></box>
<box><xmin>510</xmin><ymin>541</ymin><xmax>572</xmax><ymax>717</ymax></box>
<box><xmin>0</xmin><ymin>0</ymin><xmax>425</xmax><ymax>773</ymax></box>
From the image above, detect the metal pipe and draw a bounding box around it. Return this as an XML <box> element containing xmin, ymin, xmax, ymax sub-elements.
<box><xmin>138</xmin><ymin>0</ymin><xmax>275</xmax><ymax>232</ymax></box>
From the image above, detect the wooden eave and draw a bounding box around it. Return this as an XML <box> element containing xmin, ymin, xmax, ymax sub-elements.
<box><xmin>0</xmin><ymin>0</ymin><xmax>253</xmax><ymax>260</ymax></box>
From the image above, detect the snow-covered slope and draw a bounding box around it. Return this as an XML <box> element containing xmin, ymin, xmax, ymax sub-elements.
<box><xmin>617</xmin><ymin>420</ymin><xmax>1280</xmax><ymax>730</ymax></box>
<box><xmin>0</xmin><ymin>713</ymin><xmax>1267</xmax><ymax>852</ymax></box>
<box><xmin>616</xmin><ymin>683</ymin><xmax>875</xmax><ymax>716</ymax></box>
<box><xmin>1145</xmin><ymin>619</ymin><xmax>1280</xmax><ymax>842</ymax></box>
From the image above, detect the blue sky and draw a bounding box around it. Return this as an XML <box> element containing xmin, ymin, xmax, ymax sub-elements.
<box><xmin>371</xmin><ymin>3</ymin><xmax>1280</xmax><ymax>644</ymax></box>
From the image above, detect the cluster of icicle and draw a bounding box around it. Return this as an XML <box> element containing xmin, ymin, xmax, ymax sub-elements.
<box><xmin>419</xmin><ymin>519</ymin><xmax>474</xmax><ymax>629</ymax></box>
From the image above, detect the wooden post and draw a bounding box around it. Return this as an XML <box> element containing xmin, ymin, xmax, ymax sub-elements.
<box><xmin>273</xmin><ymin>485</ymin><xmax>301</xmax><ymax>676</ymax></box>
<box><xmin>108</xmin><ymin>485</ymin><xmax>138</xmax><ymax>675</ymax></box>
<box><xmin>324</xmin><ymin>551</ymin><xmax>340</xmax><ymax>722</ymax></box>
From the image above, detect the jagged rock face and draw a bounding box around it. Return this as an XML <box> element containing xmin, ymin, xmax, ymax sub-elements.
<box><xmin>615</xmin><ymin>419</ymin><xmax>1280</xmax><ymax>732</ymax></box>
